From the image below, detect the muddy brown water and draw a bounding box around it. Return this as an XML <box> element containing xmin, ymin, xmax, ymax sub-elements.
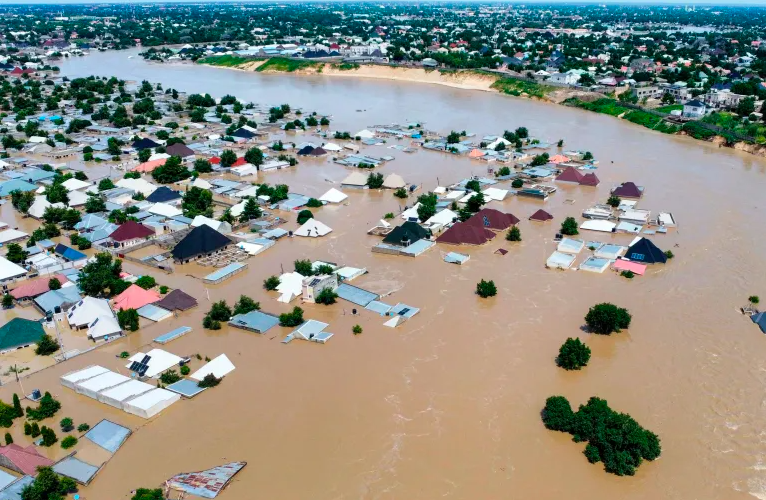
<box><xmin>0</xmin><ymin>48</ymin><xmax>763</xmax><ymax>500</ymax></box>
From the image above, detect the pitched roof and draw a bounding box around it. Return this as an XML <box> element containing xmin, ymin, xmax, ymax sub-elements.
<box><xmin>54</xmin><ymin>244</ymin><xmax>87</xmax><ymax>262</ymax></box>
<box><xmin>165</xmin><ymin>143</ymin><xmax>195</xmax><ymax>158</ymax></box>
<box><xmin>0</xmin><ymin>444</ymin><xmax>53</xmax><ymax>476</ymax></box>
<box><xmin>109</xmin><ymin>220</ymin><xmax>155</xmax><ymax>242</ymax></box>
<box><xmin>382</xmin><ymin>221</ymin><xmax>431</xmax><ymax>245</ymax></box>
<box><xmin>154</xmin><ymin>289</ymin><xmax>198</xmax><ymax>311</ymax></box>
<box><xmin>0</xmin><ymin>318</ymin><xmax>44</xmax><ymax>351</ymax></box>
<box><xmin>529</xmin><ymin>209</ymin><xmax>554</xmax><ymax>221</ymax></box>
<box><xmin>113</xmin><ymin>284</ymin><xmax>161</xmax><ymax>311</ymax></box>
<box><xmin>579</xmin><ymin>172</ymin><xmax>600</xmax><ymax>186</ymax></box>
<box><xmin>145</xmin><ymin>186</ymin><xmax>182</xmax><ymax>203</ymax></box>
<box><xmin>10</xmin><ymin>274</ymin><xmax>68</xmax><ymax>300</ymax></box>
<box><xmin>555</xmin><ymin>166</ymin><xmax>584</xmax><ymax>183</ymax></box>
<box><xmin>132</xmin><ymin>138</ymin><xmax>160</xmax><ymax>150</ymax></box>
<box><xmin>297</xmin><ymin>146</ymin><xmax>315</xmax><ymax>155</ymax></box>
<box><xmin>464</xmin><ymin>208</ymin><xmax>519</xmax><ymax>231</ymax></box>
<box><xmin>132</xmin><ymin>158</ymin><xmax>167</xmax><ymax>173</ymax></box>
<box><xmin>341</xmin><ymin>172</ymin><xmax>367</xmax><ymax>186</ymax></box>
<box><xmin>612</xmin><ymin>181</ymin><xmax>643</xmax><ymax>198</ymax></box>
<box><xmin>436</xmin><ymin>222</ymin><xmax>497</xmax><ymax>245</ymax></box>
<box><xmin>626</xmin><ymin>237</ymin><xmax>667</xmax><ymax>264</ymax></box>
<box><xmin>171</xmin><ymin>224</ymin><xmax>232</xmax><ymax>261</ymax></box>
<box><xmin>309</xmin><ymin>147</ymin><xmax>328</xmax><ymax>157</ymax></box>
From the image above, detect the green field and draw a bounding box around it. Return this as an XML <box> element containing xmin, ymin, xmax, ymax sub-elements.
<box><xmin>491</xmin><ymin>77</ymin><xmax>554</xmax><ymax>99</ymax></box>
<box><xmin>565</xmin><ymin>98</ymin><xmax>679</xmax><ymax>134</ymax></box>
<box><xmin>197</xmin><ymin>55</ymin><xmax>253</xmax><ymax>67</ymax></box>
<box><xmin>255</xmin><ymin>57</ymin><xmax>321</xmax><ymax>72</ymax></box>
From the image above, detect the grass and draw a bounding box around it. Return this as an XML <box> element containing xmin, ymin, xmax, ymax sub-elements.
<box><xmin>330</xmin><ymin>63</ymin><xmax>360</xmax><ymax>71</ymax></box>
<box><xmin>565</xmin><ymin>98</ymin><xmax>679</xmax><ymax>135</ymax></box>
<box><xmin>491</xmin><ymin>77</ymin><xmax>554</xmax><ymax>99</ymax></box>
<box><xmin>655</xmin><ymin>104</ymin><xmax>683</xmax><ymax>113</ymax></box>
<box><xmin>702</xmin><ymin>111</ymin><xmax>766</xmax><ymax>143</ymax></box>
<box><xmin>198</xmin><ymin>55</ymin><xmax>253</xmax><ymax>67</ymax></box>
<box><xmin>255</xmin><ymin>57</ymin><xmax>321</xmax><ymax>73</ymax></box>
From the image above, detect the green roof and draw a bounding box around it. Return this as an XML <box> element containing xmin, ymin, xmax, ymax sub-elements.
<box><xmin>0</xmin><ymin>318</ymin><xmax>45</xmax><ymax>351</ymax></box>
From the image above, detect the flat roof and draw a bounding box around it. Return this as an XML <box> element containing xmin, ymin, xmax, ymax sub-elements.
<box><xmin>166</xmin><ymin>379</ymin><xmax>206</xmax><ymax>398</ymax></box>
<box><xmin>153</xmin><ymin>326</ymin><xmax>192</xmax><ymax>344</ymax></box>
<box><xmin>52</xmin><ymin>456</ymin><xmax>99</xmax><ymax>485</ymax></box>
<box><xmin>203</xmin><ymin>262</ymin><xmax>247</xmax><ymax>282</ymax></box>
<box><xmin>85</xmin><ymin>419</ymin><xmax>132</xmax><ymax>453</ymax></box>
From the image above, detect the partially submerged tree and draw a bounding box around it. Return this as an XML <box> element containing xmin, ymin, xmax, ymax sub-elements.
<box><xmin>560</xmin><ymin>217</ymin><xmax>579</xmax><ymax>236</ymax></box>
<box><xmin>556</xmin><ymin>338</ymin><xmax>591</xmax><ymax>370</ymax></box>
<box><xmin>476</xmin><ymin>279</ymin><xmax>497</xmax><ymax>298</ymax></box>
<box><xmin>584</xmin><ymin>303</ymin><xmax>632</xmax><ymax>335</ymax></box>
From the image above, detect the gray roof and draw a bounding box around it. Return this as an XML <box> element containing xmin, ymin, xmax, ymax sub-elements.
<box><xmin>336</xmin><ymin>283</ymin><xmax>379</xmax><ymax>307</ymax></box>
<box><xmin>85</xmin><ymin>419</ymin><xmax>131</xmax><ymax>453</ymax></box>
<box><xmin>228</xmin><ymin>310</ymin><xmax>280</xmax><ymax>333</ymax></box>
<box><xmin>52</xmin><ymin>456</ymin><xmax>99</xmax><ymax>485</ymax></box>
<box><xmin>34</xmin><ymin>287</ymin><xmax>82</xmax><ymax>315</ymax></box>
<box><xmin>0</xmin><ymin>476</ymin><xmax>34</xmax><ymax>500</ymax></box>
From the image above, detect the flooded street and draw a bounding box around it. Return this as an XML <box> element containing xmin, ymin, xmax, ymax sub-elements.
<box><xmin>2</xmin><ymin>48</ymin><xmax>765</xmax><ymax>499</ymax></box>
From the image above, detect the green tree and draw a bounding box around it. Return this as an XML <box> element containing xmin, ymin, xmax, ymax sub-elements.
<box><xmin>511</xmin><ymin>178</ymin><xmax>523</xmax><ymax>189</ymax></box>
<box><xmin>4</xmin><ymin>433</ymin><xmax>11</xmax><ymax>445</ymax></box>
<box><xmin>219</xmin><ymin>209</ymin><xmax>234</xmax><ymax>224</ymax></box>
<box><xmin>19</xmin><ymin>466</ymin><xmax>75</xmax><ymax>499</ymax></box>
<box><xmin>31</xmin><ymin>423</ymin><xmax>41</xmax><ymax>437</ymax></box>
<box><xmin>220</xmin><ymin>149</ymin><xmax>237</xmax><ymax>168</ymax></box>
<box><xmin>138</xmin><ymin>148</ymin><xmax>152</xmax><ymax>163</ymax></box>
<box><xmin>85</xmin><ymin>195</ymin><xmax>107</xmax><ymax>213</ymax></box>
<box><xmin>135</xmin><ymin>276</ymin><xmax>156</xmax><ymax>290</ymax></box>
<box><xmin>556</xmin><ymin>338</ymin><xmax>591</xmax><ymax>370</ymax></box>
<box><xmin>35</xmin><ymin>335</ymin><xmax>60</xmax><ymax>356</ymax></box>
<box><xmin>239</xmin><ymin>197</ymin><xmax>262</xmax><ymax>222</ymax></box>
<box><xmin>560</xmin><ymin>217</ymin><xmax>579</xmax><ymax>236</ymax></box>
<box><xmin>10</xmin><ymin>190</ymin><xmax>35</xmax><ymax>214</ymax></box>
<box><xmin>117</xmin><ymin>308</ymin><xmax>139</xmax><ymax>331</ymax></box>
<box><xmin>193</xmin><ymin>158</ymin><xmax>212</xmax><ymax>173</ymax></box>
<box><xmin>26</xmin><ymin>392</ymin><xmax>61</xmax><ymax>421</ymax></box>
<box><xmin>465</xmin><ymin>193</ymin><xmax>485</xmax><ymax>213</ymax></box>
<box><xmin>306</xmin><ymin>198</ymin><xmax>322</xmax><ymax>208</ymax></box>
<box><xmin>40</xmin><ymin>426</ymin><xmax>57</xmax><ymax>447</ymax></box>
<box><xmin>446</xmin><ymin>131</ymin><xmax>461</xmax><ymax>144</ymax></box>
<box><xmin>77</xmin><ymin>423</ymin><xmax>90</xmax><ymax>433</ymax></box>
<box><xmin>48</xmin><ymin>278</ymin><xmax>61</xmax><ymax>290</ymax></box>
<box><xmin>541</xmin><ymin>395</ymin><xmax>575</xmax><ymax>432</ymax></box>
<box><xmin>1</xmin><ymin>294</ymin><xmax>12</xmax><ymax>309</ymax></box>
<box><xmin>352</xmin><ymin>325</ymin><xmax>363</xmax><ymax>335</ymax></box>
<box><xmin>367</xmin><ymin>172</ymin><xmax>384</xmax><ymax>189</ymax></box>
<box><xmin>314</xmin><ymin>288</ymin><xmax>338</xmax><ymax>305</ymax></box>
<box><xmin>606</xmin><ymin>195</ymin><xmax>621</xmax><ymax>207</ymax></box>
<box><xmin>45</xmin><ymin>182</ymin><xmax>68</xmax><ymax>204</ymax></box>
<box><xmin>98</xmin><ymin>178</ymin><xmax>115</xmax><ymax>191</ymax></box>
<box><xmin>182</xmin><ymin>187</ymin><xmax>213</xmax><ymax>218</ymax></box>
<box><xmin>61</xmin><ymin>435</ymin><xmax>78</xmax><ymax>449</ymax></box>
<box><xmin>264</xmin><ymin>275</ymin><xmax>281</xmax><ymax>291</ymax></box>
<box><xmin>244</xmin><ymin>147</ymin><xmax>264</xmax><ymax>167</ymax></box>
<box><xmin>233</xmin><ymin>295</ymin><xmax>260</xmax><ymax>315</ymax></box>
<box><xmin>294</xmin><ymin>259</ymin><xmax>313</xmax><ymax>276</ymax></box>
<box><xmin>506</xmin><ymin>226</ymin><xmax>521</xmax><ymax>242</ymax></box>
<box><xmin>476</xmin><ymin>279</ymin><xmax>497</xmax><ymax>298</ymax></box>
<box><xmin>584</xmin><ymin>303</ymin><xmax>632</xmax><ymax>335</ymax></box>
<box><xmin>296</xmin><ymin>209</ymin><xmax>313</xmax><ymax>225</ymax></box>
<box><xmin>59</xmin><ymin>417</ymin><xmax>73</xmax><ymax>431</ymax></box>
<box><xmin>12</xmin><ymin>394</ymin><xmax>23</xmax><ymax>418</ymax></box>
<box><xmin>208</xmin><ymin>300</ymin><xmax>232</xmax><ymax>321</ymax></box>
<box><xmin>737</xmin><ymin>96</ymin><xmax>756</xmax><ymax>117</ymax></box>
<box><xmin>5</xmin><ymin>243</ymin><xmax>28</xmax><ymax>264</ymax></box>
<box><xmin>131</xmin><ymin>488</ymin><xmax>164</xmax><ymax>500</ymax></box>
<box><xmin>152</xmin><ymin>156</ymin><xmax>190</xmax><ymax>184</ymax></box>
<box><xmin>279</xmin><ymin>307</ymin><xmax>304</xmax><ymax>327</ymax></box>
<box><xmin>78</xmin><ymin>253</ymin><xmax>125</xmax><ymax>297</ymax></box>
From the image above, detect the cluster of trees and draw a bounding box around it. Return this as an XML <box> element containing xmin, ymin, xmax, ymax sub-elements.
<box><xmin>117</xmin><ymin>308</ymin><xmax>140</xmax><ymax>331</ymax></box>
<box><xmin>256</xmin><ymin>183</ymin><xmax>289</xmax><ymax>203</ymax></box>
<box><xmin>78</xmin><ymin>253</ymin><xmax>130</xmax><ymax>297</ymax></box>
<box><xmin>294</xmin><ymin>259</ymin><xmax>334</xmax><ymax>277</ymax></box>
<box><xmin>152</xmin><ymin>156</ymin><xmax>190</xmax><ymax>184</ymax></box>
<box><xmin>541</xmin><ymin>396</ymin><xmax>661</xmax><ymax>475</ymax></box>
<box><xmin>25</xmin><ymin>392</ymin><xmax>61</xmax><ymax>421</ymax></box>
<box><xmin>182</xmin><ymin>186</ymin><xmax>213</xmax><ymax>218</ymax></box>
<box><xmin>584</xmin><ymin>303</ymin><xmax>632</xmax><ymax>335</ymax></box>
<box><xmin>279</xmin><ymin>306</ymin><xmax>304</xmax><ymax>327</ymax></box>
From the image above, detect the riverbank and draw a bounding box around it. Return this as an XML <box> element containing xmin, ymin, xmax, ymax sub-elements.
<box><xmin>199</xmin><ymin>55</ymin><xmax>766</xmax><ymax>157</ymax></box>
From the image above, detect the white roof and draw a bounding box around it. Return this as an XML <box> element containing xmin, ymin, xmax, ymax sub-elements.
<box><xmin>124</xmin><ymin>387</ymin><xmax>178</xmax><ymax>410</ymax></box>
<box><xmin>148</xmin><ymin>153</ymin><xmax>171</xmax><ymax>161</ymax></box>
<box><xmin>0</xmin><ymin>256</ymin><xmax>27</xmax><ymax>281</ymax></box>
<box><xmin>87</xmin><ymin>315</ymin><xmax>122</xmax><ymax>340</ymax></box>
<box><xmin>116</xmin><ymin>178</ymin><xmax>157</xmax><ymax>197</ymax></box>
<box><xmin>148</xmin><ymin>202</ymin><xmax>182</xmax><ymax>218</ymax></box>
<box><xmin>99</xmin><ymin>378</ymin><xmax>154</xmax><ymax>402</ymax></box>
<box><xmin>318</xmin><ymin>188</ymin><xmax>347</xmax><ymax>203</ymax></box>
<box><xmin>126</xmin><ymin>348</ymin><xmax>182</xmax><ymax>378</ymax></box>
<box><xmin>400</xmin><ymin>203</ymin><xmax>421</xmax><ymax>220</ymax></box>
<box><xmin>295</xmin><ymin>218</ymin><xmax>332</xmax><ymax>237</ymax></box>
<box><xmin>191</xmin><ymin>177</ymin><xmax>213</xmax><ymax>190</ymax></box>
<box><xmin>67</xmin><ymin>297</ymin><xmax>113</xmax><ymax>328</ymax></box>
<box><xmin>61</xmin><ymin>365</ymin><xmax>109</xmax><ymax>385</ymax></box>
<box><xmin>0</xmin><ymin>229</ymin><xmax>27</xmax><ymax>244</ymax></box>
<box><xmin>426</xmin><ymin>208</ymin><xmax>458</xmax><ymax>226</ymax></box>
<box><xmin>341</xmin><ymin>172</ymin><xmax>367</xmax><ymax>186</ymax></box>
<box><xmin>234</xmin><ymin>185</ymin><xmax>258</xmax><ymax>198</ymax></box>
<box><xmin>276</xmin><ymin>272</ymin><xmax>303</xmax><ymax>302</ymax></box>
<box><xmin>579</xmin><ymin>220</ymin><xmax>616</xmax><ymax>232</ymax></box>
<box><xmin>482</xmin><ymin>187</ymin><xmax>509</xmax><ymax>201</ymax></box>
<box><xmin>190</xmin><ymin>354</ymin><xmax>235</xmax><ymax>380</ymax></box>
<box><xmin>61</xmin><ymin>178</ymin><xmax>92</xmax><ymax>192</ymax></box>
<box><xmin>322</xmin><ymin>142</ymin><xmax>342</xmax><ymax>151</ymax></box>
<box><xmin>191</xmin><ymin>215</ymin><xmax>231</xmax><ymax>234</ymax></box>
<box><xmin>619</xmin><ymin>209</ymin><xmax>651</xmax><ymax>222</ymax></box>
<box><xmin>230</xmin><ymin>200</ymin><xmax>246</xmax><ymax>217</ymax></box>
<box><xmin>77</xmin><ymin>371</ymin><xmax>130</xmax><ymax>393</ymax></box>
<box><xmin>355</xmin><ymin>129</ymin><xmax>375</xmax><ymax>139</ymax></box>
<box><xmin>28</xmin><ymin>196</ymin><xmax>64</xmax><ymax>219</ymax></box>
<box><xmin>237</xmin><ymin>242</ymin><xmax>264</xmax><ymax>255</ymax></box>
<box><xmin>67</xmin><ymin>190</ymin><xmax>89</xmax><ymax>208</ymax></box>
<box><xmin>444</xmin><ymin>190</ymin><xmax>465</xmax><ymax>200</ymax></box>
<box><xmin>382</xmin><ymin>174</ymin><xmax>406</xmax><ymax>189</ymax></box>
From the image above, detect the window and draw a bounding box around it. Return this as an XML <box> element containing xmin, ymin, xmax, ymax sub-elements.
<box><xmin>630</xmin><ymin>253</ymin><xmax>645</xmax><ymax>260</ymax></box>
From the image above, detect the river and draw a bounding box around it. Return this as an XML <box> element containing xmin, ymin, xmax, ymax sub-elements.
<box><xmin>4</xmin><ymin>48</ymin><xmax>766</xmax><ymax>500</ymax></box>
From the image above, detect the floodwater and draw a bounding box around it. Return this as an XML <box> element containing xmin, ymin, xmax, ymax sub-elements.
<box><xmin>1</xmin><ymin>48</ymin><xmax>764</xmax><ymax>500</ymax></box>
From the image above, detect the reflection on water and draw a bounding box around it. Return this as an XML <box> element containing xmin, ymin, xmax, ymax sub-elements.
<box><xmin>2</xmin><ymin>48</ymin><xmax>763</xmax><ymax>500</ymax></box>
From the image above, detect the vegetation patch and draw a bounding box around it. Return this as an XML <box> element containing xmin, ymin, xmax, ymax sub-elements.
<box><xmin>491</xmin><ymin>77</ymin><xmax>554</xmax><ymax>99</ymax></box>
<box><xmin>198</xmin><ymin>55</ymin><xmax>253</xmax><ymax>67</ymax></box>
<box><xmin>256</xmin><ymin>57</ymin><xmax>321</xmax><ymax>73</ymax></box>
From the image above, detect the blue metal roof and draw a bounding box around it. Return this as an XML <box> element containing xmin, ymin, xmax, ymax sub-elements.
<box><xmin>34</xmin><ymin>287</ymin><xmax>82</xmax><ymax>314</ymax></box>
<box><xmin>85</xmin><ymin>419</ymin><xmax>131</xmax><ymax>453</ymax></box>
<box><xmin>166</xmin><ymin>379</ymin><xmax>206</xmax><ymax>398</ymax></box>
<box><xmin>53</xmin><ymin>456</ymin><xmax>99</xmax><ymax>485</ymax></box>
<box><xmin>0</xmin><ymin>179</ymin><xmax>37</xmax><ymax>197</ymax></box>
<box><xmin>336</xmin><ymin>283</ymin><xmax>379</xmax><ymax>307</ymax></box>
<box><xmin>229</xmin><ymin>310</ymin><xmax>280</xmax><ymax>333</ymax></box>
<box><xmin>54</xmin><ymin>244</ymin><xmax>87</xmax><ymax>262</ymax></box>
<box><xmin>137</xmin><ymin>303</ymin><xmax>172</xmax><ymax>322</ymax></box>
<box><xmin>154</xmin><ymin>326</ymin><xmax>192</xmax><ymax>344</ymax></box>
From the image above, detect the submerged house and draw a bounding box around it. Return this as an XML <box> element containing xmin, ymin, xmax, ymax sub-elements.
<box><xmin>625</xmin><ymin>237</ymin><xmax>667</xmax><ymax>264</ymax></box>
<box><xmin>0</xmin><ymin>318</ymin><xmax>45</xmax><ymax>354</ymax></box>
<box><xmin>302</xmin><ymin>274</ymin><xmax>338</xmax><ymax>303</ymax></box>
<box><xmin>381</xmin><ymin>221</ymin><xmax>431</xmax><ymax>247</ymax></box>
<box><xmin>436</xmin><ymin>222</ymin><xmax>496</xmax><ymax>246</ymax></box>
<box><xmin>108</xmin><ymin>221</ymin><xmax>156</xmax><ymax>248</ymax></box>
<box><xmin>611</xmin><ymin>182</ymin><xmax>644</xmax><ymax>199</ymax></box>
<box><xmin>465</xmin><ymin>208</ymin><xmax>519</xmax><ymax>231</ymax></box>
<box><xmin>171</xmin><ymin>225</ymin><xmax>233</xmax><ymax>263</ymax></box>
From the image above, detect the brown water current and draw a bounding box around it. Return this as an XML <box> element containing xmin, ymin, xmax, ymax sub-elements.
<box><xmin>0</xmin><ymin>48</ymin><xmax>764</xmax><ymax>499</ymax></box>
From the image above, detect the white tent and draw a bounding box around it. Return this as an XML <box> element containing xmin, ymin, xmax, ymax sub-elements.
<box><xmin>148</xmin><ymin>202</ymin><xmax>183</xmax><ymax>218</ymax></box>
<box><xmin>75</xmin><ymin>371</ymin><xmax>131</xmax><ymax>400</ymax></box>
<box><xmin>126</xmin><ymin>348</ymin><xmax>183</xmax><ymax>379</ymax></box>
<box><xmin>295</xmin><ymin>219</ymin><xmax>332</xmax><ymax>238</ymax></box>
<box><xmin>318</xmin><ymin>188</ymin><xmax>347</xmax><ymax>203</ymax></box>
<box><xmin>190</xmin><ymin>354</ymin><xmax>235</xmax><ymax>380</ymax></box>
<box><xmin>191</xmin><ymin>215</ymin><xmax>232</xmax><ymax>234</ymax></box>
<box><xmin>382</xmin><ymin>174</ymin><xmax>406</xmax><ymax>189</ymax></box>
<box><xmin>67</xmin><ymin>297</ymin><xmax>114</xmax><ymax>329</ymax></box>
<box><xmin>123</xmin><ymin>388</ymin><xmax>180</xmax><ymax>419</ymax></box>
<box><xmin>98</xmin><ymin>379</ymin><xmax>155</xmax><ymax>409</ymax></box>
<box><xmin>60</xmin><ymin>365</ymin><xmax>110</xmax><ymax>390</ymax></box>
<box><xmin>0</xmin><ymin>256</ymin><xmax>27</xmax><ymax>282</ymax></box>
<box><xmin>322</xmin><ymin>142</ymin><xmax>342</xmax><ymax>152</ymax></box>
<box><xmin>87</xmin><ymin>315</ymin><xmax>122</xmax><ymax>340</ymax></box>
<box><xmin>276</xmin><ymin>272</ymin><xmax>303</xmax><ymax>303</ymax></box>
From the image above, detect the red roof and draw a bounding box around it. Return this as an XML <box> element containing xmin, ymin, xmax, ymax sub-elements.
<box><xmin>109</xmin><ymin>221</ymin><xmax>155</xmax><ymax>242</ymax></box>
<box><xmin>0</xmin><ymin>444</ymin><xmax>53</xmax><ymax>476</ymax></box>
<box><xmin>231</xmin><ymin>157</ymin><xmax>247</xmax><ymax>167</ymax></box>
<box><xmin>436</xmin><ymin>222</ymin><xmax>496</xmax><ymax>245</ymax></box>
<box><xmin>10</xmin><ymin>274</ymin><xmax>69</xmax><ymax>300</ymax></box>
<box><xmin>611</xmin><ymin>181</ymin><xmax>642</xmax><ymax>198</ymax></box>
<box><xmin>464</xmin><ymin>208</ymin><xmax>519</xmax><ymax>231</ymax></box>
<box><xmin>579</xmin><ymin>172</ymin><xmax>600</xmax><ymax>186</ymax></box>
<box><xmin>209</xmin><ymin>156</ymin><xmax>221</xmax><ymax>164</ymax></box>
<box><xmin>529</xmin><ymin>209</ymin><xmax>553</xmax><ymax>222</ymax></box>
<box><xmin>113</xmin><ymin>284</ymin><xmax>160</xmax><ymax>310</ymax></box>
<box><xmin>555</xmin><ymin>166</ymin><xmax>584</xmax><ymax>183</ymax></box>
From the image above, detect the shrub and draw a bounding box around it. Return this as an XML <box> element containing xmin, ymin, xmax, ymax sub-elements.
<box><xmin>393</xmin><ymin>188</ymin><xmax>408</xmax><ymax>199</ymax></box>
<box><xmin>135</xmin><ymin>275</ymin><xmax>156</xmax><ymax>290</ymax></box>
<box><xmin>556</xmin><ymin>338</ymin><xmax>591</xmax><ymax>370</ymax></box>
<box><xmin>77</xmin><ymin>423</ymin><xmax>90</xmax><ymax>433</ymax></box>
<box><xmin>314</xmin><ymin>288</ymin><xmax>338</xmax><ymax>305</ymax></box>
<box><xmin>606</xmin><ymin>195</ymin><xmax>621</xmax><ymax>207</ymax></box>
<box><xmin>296</xmin><ymin>209</ymin><xmax>313</xmax><ymax>225</ymax></box>
<box><xmin>1</xmin><ymin>294</ymin><xmax>12</xmax><ymax>309</ymax></box>
<box><xmin>279</xmin><ymin>307</ymin><xmax>304</xmax><ymax>327</ymax></box>
<box><xmin>120</xmin><ymin>351</ymin><xmax>130</xmax><ymax>358</ymax></box>
<box><xmin>35</xmin><ymin>335</ymin><xmax>60</xmax><ymax>356</ymax></box>
<box><xmin>202</xmin><ymin>315</ymin><xmax>221</xmax><ymax>330</ymax></box>
<box><xmin>180</xmin><ymin>365</ymin><xmax>190</xmax><ymax>376</ymax></box>
<box><xmin>40</xmin><ymin>426</ymin><xmax>57</xmax><ymax>447</ymax></box>
<box><xmin>384</xmin><ymin>212</ymin><xmax>394</xmax><ymax>219</ymax></box>
<box><xmin>560</xmin><ymin>217</ymin><xmax>579</xmax><ymax>236</ymax></box>
<box><xmin>26</xmin><ymin>392</ymin><xmax>61</xmax><ymax>421</ymax></box>
<box><xmin>511</xmin><ymin>178</ymin><xmax>523</xmax><ymax>189</ymax></box>
<box><xmin>352</xmin><ymin>325</ymin><xmax>363</xmax><ymax>335</ymax></box>
<box><xmin>305</xmin><ymin>198</ymin><xmax>322</xmax><ymax>208</ymax></box>
<box><xmin>4</xmin><ymin>433</ymin><xmax>11</xmax><ymax>445</ymax></box>
<box><xmin>476</xmin><ymin>279</ymin><xmax>497</xmax><ymax>298</ymax></box>
<box><xmin>540</xmin><ymin>396</ymin><xmax>661</xmax><ymax>476</ymax></box>
<box><xmin>159</xmin><ymin>285</ymin><xmax>169</xmax><ymax>294</ymax></box>
<box><xmin>160</xmin><ymin>370</ymin><xmax>181</xmax><ymax>385</ymax></box>
<box><xmin>264</xmin><ymin>275</ymin><xmax>281</xmax><ymax>291</ymax></box>
<box><xmin>620</xmin><ymin>270</ymin><xmax>635</xmax><ymax>279</ymax></box>
<box><xmin>24</xmin><ymin>422</ymin><xmax>32</xmax><ymax>435</ymax></box>
<box><xmin>584</xmin><ymin>303</ymin><xmax>632</xmax><ymax>335</ymax></box>
<box><xmin>506</xmin><ymin>226</ymin><xmax>521</xmax><ymax>241</ymax></box>
<box><xmin>61</xmin><ymin>435</ymin><xmax>78</xmax><ymax>449</ymax></box>
<box><xmin>60</xmin><ymin>417</ymin><xmax>73</xmax><ymax>431</ymax></box>
<box><xmin>198</xmin><ymin>373</ymin><xmax>221</xmax><ymax>388</ymax></box>
<box><xmin>664</xmin><ymin>250</ymin><xmax>674</xmax><ymax>259</ymax></box>
<box><xmin>132</xmin><ymin>488</ymin><xmax>164</xmax><ymax>500</ymax></box>
<box><xmin>749</xmin><ymin>296</ymin><xmax>760</xmax><ymax>305</ymax></box>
